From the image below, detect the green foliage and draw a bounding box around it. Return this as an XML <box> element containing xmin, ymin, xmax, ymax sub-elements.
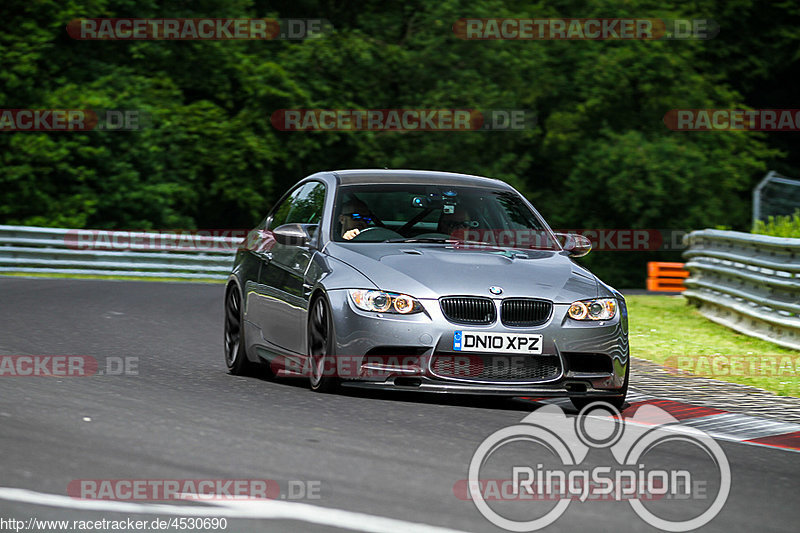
<box><xmin>753</xmin><ymin>210</ymin><xmax>800</xmax><ymax>238</ymax></box>
<box><xmin>1</xmin><ymin>0</ymin><xmax>798</xmax><ymax>286</ymax></box>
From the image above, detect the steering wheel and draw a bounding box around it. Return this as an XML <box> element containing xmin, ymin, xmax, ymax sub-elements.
<box><xmin>350</xmin><ymin>227</ymin><xmax>403</xmax><ymax>241</ymax></box>
<box><xmin>412</xmin><ymin>232</ymin><xmax>451</xmax><ymax>239</ymax></box>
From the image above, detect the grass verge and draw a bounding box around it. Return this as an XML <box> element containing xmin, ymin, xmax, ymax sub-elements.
<box><xmin>627</xmin><ymin>295</ymin><xmax>799</xmax><ymax>396</ymax></box>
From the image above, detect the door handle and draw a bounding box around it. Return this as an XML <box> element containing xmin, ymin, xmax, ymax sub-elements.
<box><xmin>303</xmin><ymin>282</ymin><xmax>314</xmax><ymax>297</ymax></box>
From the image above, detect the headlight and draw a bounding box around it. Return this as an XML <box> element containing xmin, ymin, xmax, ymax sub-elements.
<box><xmin>349</xmin><ymin>289</ymin><xmax>423</xmax><ymax>314</ymax></box>
<box><xmin>568</xmin><ymin>298</ymin><xmax>616</xmax><ymax>321</ymax></box>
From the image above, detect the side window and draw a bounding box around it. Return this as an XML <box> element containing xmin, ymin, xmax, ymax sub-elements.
<box><xmin>284</xmin><ymin>182</ymin><xmax>326</xmax><ymax>226</ymax></box>
<box><xmin>267</xmin><ymin>181</ymin><xmax>326</xmax><ymax>243</ymax></box>
<box><xmin>268</xmin><ymin>186</ymin><xmax>305</xmax><ymax>230</ymax></box>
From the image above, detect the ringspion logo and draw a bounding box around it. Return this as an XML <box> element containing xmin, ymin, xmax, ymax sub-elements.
<box><xmin>465</xmin><ymin>403</ymin><xmax>730</xmax><ymax>531</ymax></box>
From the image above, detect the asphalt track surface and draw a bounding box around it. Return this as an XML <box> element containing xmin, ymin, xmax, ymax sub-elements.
<box><xmin>0</xmin><ymin>278</ymin><xmax>797</xmax><ymax>532</ymax></box>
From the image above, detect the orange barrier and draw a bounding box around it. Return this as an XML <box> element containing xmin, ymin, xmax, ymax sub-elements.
<box><xmin>646</xmin><ymin>261</ymin><xmax>688</xmax><ymax>292</ymax></box>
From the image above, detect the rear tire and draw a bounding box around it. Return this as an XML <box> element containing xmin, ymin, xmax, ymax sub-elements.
<box><xmin>307</xmin><ymin>295</ymin><xmax>339</xmax><ymax>393</ymax></box>
<box><xmin>224</xmin><ymin>286</ymin><xmax>261</xmax><ymax>376</ymax></box>
<box><xmin>570</xmin><ymin>360</ymin><xmax>629</xmax><ymax>411</ymax></box>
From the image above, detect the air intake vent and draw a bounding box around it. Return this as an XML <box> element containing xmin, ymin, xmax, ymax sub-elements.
<box><xmin>431</xmin><ymin>354</ymin><xmax>560</xmax><ymax>382</ymax></box>
<box><xmin>440</xmin><ymin>297</ymin><xmax>496</xmax><ymax>325</ymax></box>
<box><xmin>501</xmin><ymin>298</ymin><xmax>552</xmax><ymax>327</ymax></box>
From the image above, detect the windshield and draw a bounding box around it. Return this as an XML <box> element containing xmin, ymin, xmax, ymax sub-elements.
<box><xmin>332</xmin><ymin>184</ymin><xmax>560</xmax><ymax>250</ymax></box>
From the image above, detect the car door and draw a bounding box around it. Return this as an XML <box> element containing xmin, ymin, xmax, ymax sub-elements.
<box><xmin>255</xmin><ymin>181</ymin><xmax>326</xmax><ymax>354</ymax></box>
<box><xmin>243</xmin><ymin>185</ymin><xmax>298</xmax><ymax>337</ymax></box>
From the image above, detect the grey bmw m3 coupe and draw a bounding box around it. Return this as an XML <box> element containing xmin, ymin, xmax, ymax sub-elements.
<box><xmin>224</xmin><ymin>169</ymin><xmax>629</xmax><ymax>409</ymax></box>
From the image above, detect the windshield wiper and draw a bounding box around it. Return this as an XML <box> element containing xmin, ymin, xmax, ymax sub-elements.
<box><xmin>384</xmin><ymin>237</ymin><xmax>501</xmax><ymax>246</ymax></box>
<box><xmin>384</xmin><ymin>237</ymin><xmax>453</xmax><ymax>243</ymax></box>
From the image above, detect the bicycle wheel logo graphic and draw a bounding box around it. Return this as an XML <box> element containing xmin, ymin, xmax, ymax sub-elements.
<box><xmin>467</xmin><ymin>402</ymin><xmax>730</xmax><ymax>532</ymax></box>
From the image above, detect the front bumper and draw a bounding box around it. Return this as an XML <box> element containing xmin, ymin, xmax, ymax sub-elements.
<box><xmin>326</xmin><ymin>289</ymin><xmax>629</xmax><ymax>397</ymax></box>
<box><xmin>341</xmin><ymin>377</ymin><xmax>626</xmax><ymax>397</ymax></box>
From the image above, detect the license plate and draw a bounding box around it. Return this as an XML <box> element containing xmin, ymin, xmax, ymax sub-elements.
<box><xmin>453</xmin><ymin>331</ymin><xmax>543</xmax><ymax>354</ymax></box>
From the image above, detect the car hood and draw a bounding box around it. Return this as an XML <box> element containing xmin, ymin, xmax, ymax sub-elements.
<box><xmin>326</xmin><ymin>243</ymin><xmax>599</xmax><ymax>303</ymax></box>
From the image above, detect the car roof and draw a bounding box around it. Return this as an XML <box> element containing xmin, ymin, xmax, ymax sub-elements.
<box><xmin>330</xmin><ymin>169</ymin><xmax>514</xmax><ymax>189</ymax></box>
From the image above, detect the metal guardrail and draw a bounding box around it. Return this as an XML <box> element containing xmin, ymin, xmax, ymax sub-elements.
<box><xmin>682</xmin><ymin>229</ymin><xmax>800</xmax><ymax>350</ymax></box>
<box><xmin>0</xmin><ymin>225</ymin><xmax>240</xmax><ymax>280</ymax></box>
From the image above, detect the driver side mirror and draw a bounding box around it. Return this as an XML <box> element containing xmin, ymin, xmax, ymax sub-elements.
<box><xmin>554</xmin><ymin>233</ymin><xmax>592</xmax><ymax>257</ymax></box>
<box><xmin>273</xmin><ymin>223</ymin><xmax>310</xmax><ymax>246</ymax></box>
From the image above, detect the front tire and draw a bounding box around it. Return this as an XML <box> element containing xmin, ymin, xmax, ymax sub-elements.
<box><xmin>307</xmin><ymin>295</ymin><xmax>339</xmax><ymax>393</ymax></box>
